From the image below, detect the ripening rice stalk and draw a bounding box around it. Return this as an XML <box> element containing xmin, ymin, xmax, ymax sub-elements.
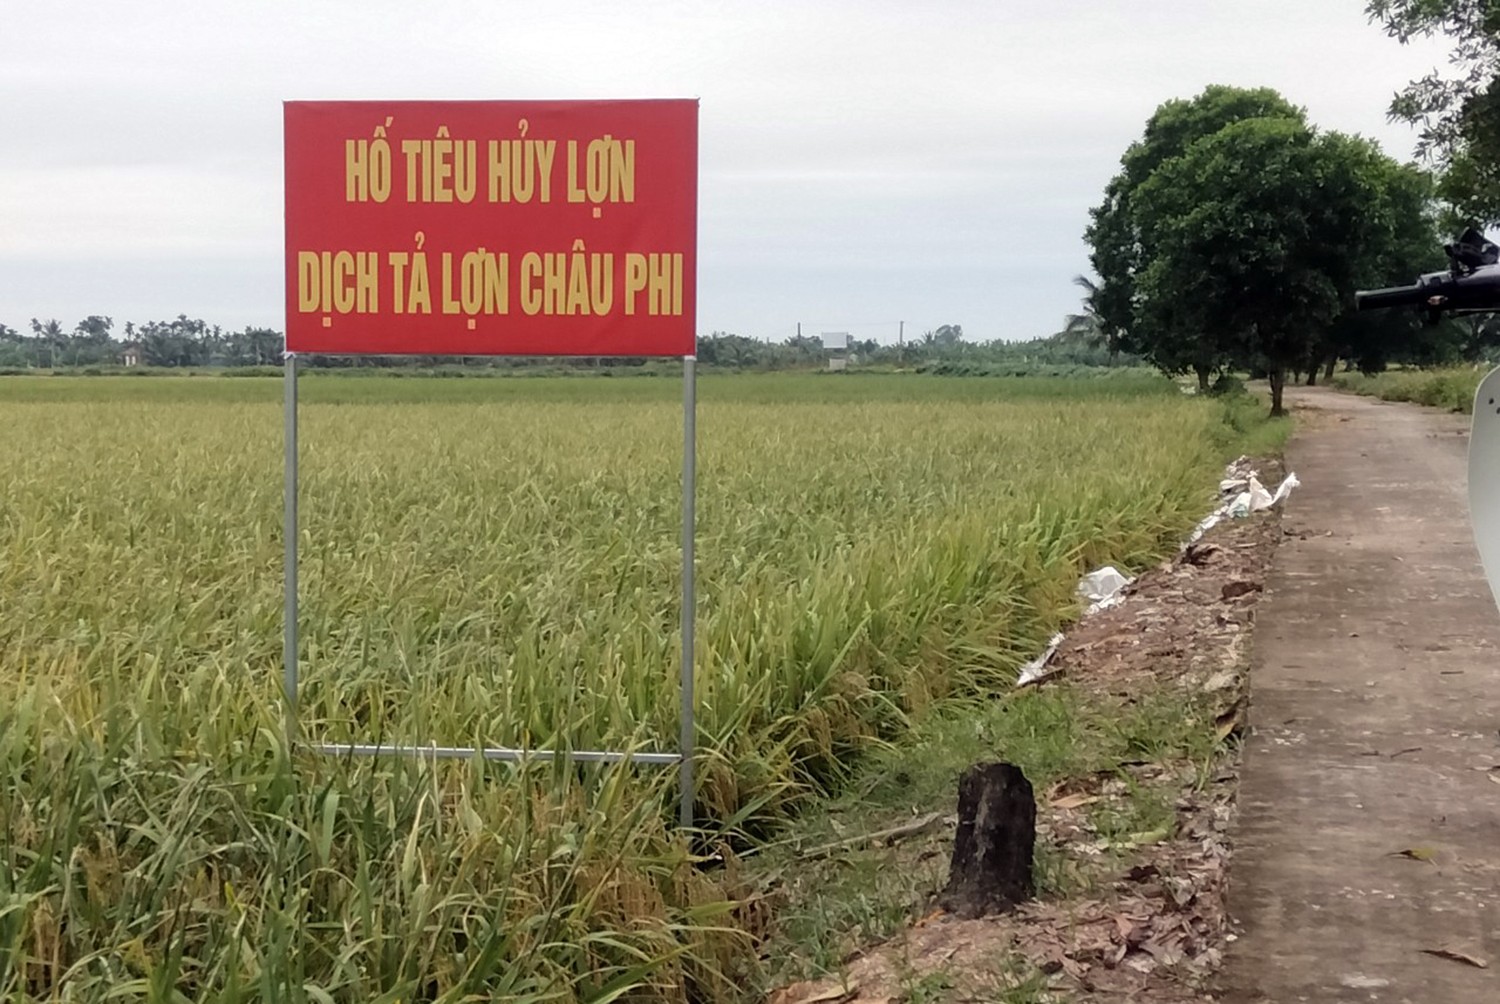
<box><xmin>1</xmin><ymin>373</ymin><xmax>1245</xmax><ymax>1002</ymax></box>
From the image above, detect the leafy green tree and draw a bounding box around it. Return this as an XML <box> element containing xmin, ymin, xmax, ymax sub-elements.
<box><xmin>907</xmin><ymin>325</ymin><xmax>966</xmax><ymax>361</ymax></box>
<box><xmin>1085</xmin><ymin>86</ymin><xmax>1307</xmax><ymax>385</ymax></box>
<box><xmin>242</xmin><ymin>327</ymin><xmax>284</xmax><ymax>366</ymax></box>
<box><xmin>1306</xmin><ymin>158</ymin><xmax>1445</xmax><ymax>379</ymax></box>
<box><xmin>697</xmin><ymin>331</ymin><xmax>772</xmax><ymax>368</ymax></box>
<box><xmin>71</xmin><ymin>315</ymin><xmax>115</xmax><ymax>366</ymax></box>
<box><xmin>1368</xmin><ymin>0</ymin><xmax>1500</xmax><ymax>221</ymax></box>
<box><xmin>0</xmin><ymin>324</ymin><xmax>23</xmax><ymax>367</ymax></box>
<box><xmin>1132</xmin><ymin>120</ymin><xmax>1425</xmax><ymax>415</ymax></box>
<box><xmin>137</xmin><ymin>316</ymin><xmax>211</xmax><ymax>367</ymax></box>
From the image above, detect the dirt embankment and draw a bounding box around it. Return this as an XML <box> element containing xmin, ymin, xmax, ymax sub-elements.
<box><xmin>768</xmin><ymin>464</ymin><xmax>1287</xmax><ymax>1003</ymax></box>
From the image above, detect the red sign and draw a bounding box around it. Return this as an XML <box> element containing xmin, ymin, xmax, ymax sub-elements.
<box><xmin>283</xmin><ymin>100</ymin><xmax>697</xmax><ymax>356</ymax></box>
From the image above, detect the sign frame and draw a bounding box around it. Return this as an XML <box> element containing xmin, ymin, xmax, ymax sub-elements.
<box><xmin>281</xmin><ymin>99</ymin><xmax>699</xmax><ymax>826</ymax></box>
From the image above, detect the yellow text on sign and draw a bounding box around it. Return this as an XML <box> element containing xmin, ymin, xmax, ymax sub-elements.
<box><xmin>298</xmin><ymin>251</ymin><xmax>380</xmax><ymax>314</ymax></box>
<box><xmin>623</xmin><ymin>253</ymin><xmax>683</xmax><ymax>316</ymax></box>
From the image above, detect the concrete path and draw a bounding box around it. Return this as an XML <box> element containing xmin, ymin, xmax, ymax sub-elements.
<box><xmin>1220</xmin><ymin>386</ymin><xmax>1500</xmax><ymax>1002</ymax></box>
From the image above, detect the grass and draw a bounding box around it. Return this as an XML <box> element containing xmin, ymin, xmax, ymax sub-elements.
<box><xmin>1329</xmin><ymin>367</ymin><xmax>1487</xmax><ymax>413</ymax></box>
<box><xmin>2</xmin><ymin>372</ymin><xmax>1271</xmax><ymax>1002</ymax></box>
<box><xmin>752</xmin><ymin>684</ymin><xmax>1224</xmax><ymax>982</ymax></box>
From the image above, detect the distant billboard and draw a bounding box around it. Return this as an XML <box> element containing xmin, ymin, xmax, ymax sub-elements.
<box><xmin>284</xmin><ymin>99</ymin><xmax>698</xmax><ymax>357</ymax></box>
<box><xmin>821</xmin><ymin>331</ymin><xmax>849</xmax><ymax>351</ymax></box>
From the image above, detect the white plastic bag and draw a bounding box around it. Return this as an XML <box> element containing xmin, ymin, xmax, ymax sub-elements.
<box><xmin>1077</xmin><ymin>566</ymin><xmax>1130</xmax><ymax>604</ymax></box>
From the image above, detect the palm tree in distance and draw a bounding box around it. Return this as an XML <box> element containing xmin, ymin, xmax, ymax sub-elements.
<box><xmin>1057</xmin><ymin>275</ymin><xmax>1112</xmax><ymax>357</ymax></box>
<box><xmin>30</xmin><ymin>318</ymin><xmax>67</xmax><ymax>369</ymax></box>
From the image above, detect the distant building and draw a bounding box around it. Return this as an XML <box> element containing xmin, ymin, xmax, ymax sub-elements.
<box><xmin>121</xmin><ymin>343</ymin><xmax>142</xmax><ymax>367</ymax></box>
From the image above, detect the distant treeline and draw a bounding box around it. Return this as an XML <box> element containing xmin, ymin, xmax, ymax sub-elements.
<box><xmin>1</xmin><ymin>317</ymin><xmax>1148</xmax><ymax>373</ymax></box>
<box><xmin>0</xmin><ymin>317</ymin><xmax>282</xmax><ymax>369</ymax></box>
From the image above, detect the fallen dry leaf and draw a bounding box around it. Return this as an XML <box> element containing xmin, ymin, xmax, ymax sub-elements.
<box><xmin>1213</xmin><ymin>705</ymin><xmax>1245</xmax><ymax>742</ymax></box>
<box><xmin>768</xmin><ymin>980</ymin><xmax>861</xmax><ymax>1004</ymax></box>
<box><xmin>1391</xmin><ymin>847</ymin><xmax>1437</xmax><ymax>862</ymax></box>
<box><xmin>912</xmin><ymin>907</ymin><xmax>944</xmax><ymax>927</ymax></box>
<box><xmin>1420</xmin><ymin>947</ymin><xmax>1489</xmax><ymax>969</ymax></box>
<box><xmin>1052</xmin><ymin>792</ymin><xmax>1100</xmax><ymax>810</ymax></box>
<box><xmin>1114</xmin><ymin>913</ymin><xmax>1147</xmax><ymax>945</ymax></box>
<box><xmin>1142</xmin><ymin>935</ymin><xmax>1185</xmax><ymax>967</ymax></box>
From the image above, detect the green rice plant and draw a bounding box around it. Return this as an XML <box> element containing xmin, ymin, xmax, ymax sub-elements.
<box><xmin>1</xmin><ymin>373</ymin><xmax>1259</xmax><ymax>1001</ymax></box>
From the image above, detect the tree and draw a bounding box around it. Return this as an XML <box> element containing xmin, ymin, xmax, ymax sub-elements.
<box><xmin>783</xmin><ymin>333</ymin><xmax>824</xmax><ymax>362</ymax></box>
<box><xmin>1063</xmin><ymin>274</ymin><xmax>1125</xmax><ymax>360</ymax></box>
<box><xmin>135</xmin><ymin>315</ymin><xmax>213</xmax><ymax>367</ymax></box>
<box><xmin>1132</xmin><ymin>119</ymin><xmax>1426</xmax><ymax>416</ymax></box>
<box><xmin>1306</xmin><ymin>159</ymin><xmax>1445</xmax><ymax>378</ymax></box>
<box><xmin>697</xmin><ymin>331</ymin><xmax>770</xmax><ymax>368</ymax></box>
<box><xmin>30</xmin><ymin>318</ymin><xmax>66</xmax><ymax>368</ymax></box>
<box><xmin>0</xmin><ymin>324</ymin><xmax>22</xmax><ymax>368</ymax></box>
<box><xmin>72</xmin><ymin>315</ymin><xmax>114</xmax><ymax>366</ymax></box>
<box><xmin>242</xmin><ymin>326</ymin><xmax>284</xmax><ymax>366</ymax></box>
<box><xmin>1368</xmin><ymin>0</ymin><xmax>1500</xmax><ymax>222</ymax></box>
<box><xmin>1088</xmin><ymin>83</ymin><xmax>1442</xmax><ymax>408</ymax></box>
<box><xmin>1085</xmin><ymin>86</ymin><xmax>1307</xmax><ymax>387</ymax></box>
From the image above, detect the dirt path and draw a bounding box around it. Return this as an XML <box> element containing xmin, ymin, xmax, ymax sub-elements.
<box><xmin>1220</xmin><ymin>386</ymin><xmax>1500</xmax><ymax>1002</ymax></box>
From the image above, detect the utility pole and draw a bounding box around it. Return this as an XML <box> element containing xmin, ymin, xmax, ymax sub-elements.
<box><xmin>898</xmin><ymin>320</ymin><xmax>904</xmax><ymax>365</ymax></box>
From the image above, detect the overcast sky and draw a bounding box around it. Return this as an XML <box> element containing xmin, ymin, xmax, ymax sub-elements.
<box><xmin>0</xmin><ymin>1</ymin><xmax>1456</xmax><ymax>345</ymax></box>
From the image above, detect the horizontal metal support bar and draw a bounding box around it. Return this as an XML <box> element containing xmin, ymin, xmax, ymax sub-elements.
<box><xmin>309</xmin><ymin>742</ymin><xmax>682</xmax><ymax>765</ymax></box>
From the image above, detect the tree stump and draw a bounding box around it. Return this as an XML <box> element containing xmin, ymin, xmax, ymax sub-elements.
<box><xmin>939</xmin><ymin>762</ymin><xmax>1035</xmax><ymax>918</ymax></box>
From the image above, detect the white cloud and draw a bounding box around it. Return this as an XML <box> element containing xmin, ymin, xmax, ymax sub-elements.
<box><xmin>2</xmin><ymin>166</ymin><xmax>278</xmax><ymax>256</ymax></box>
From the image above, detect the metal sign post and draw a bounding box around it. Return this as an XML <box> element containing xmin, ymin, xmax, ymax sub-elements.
<box><xmin>283</xmin><ymin>352</ymin><xmax>299</xmax><ymax>743</ymax></box>
<box><xmin>679</xmin><ymin>354</ymin><xmax>696</xmax><ymax>827</ymax></box>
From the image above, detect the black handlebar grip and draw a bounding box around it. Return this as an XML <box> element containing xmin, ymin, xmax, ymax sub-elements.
<box><xmin>1355</xmin><ymin>285</ymin><xmax>1430</xmax><ymax>311</ymax></box>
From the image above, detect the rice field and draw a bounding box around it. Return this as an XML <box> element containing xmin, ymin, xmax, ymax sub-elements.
<box><xmin>2</xmin><ymin>372</ymin><xmax>1258</xmax><ymax>1002</ymax></box>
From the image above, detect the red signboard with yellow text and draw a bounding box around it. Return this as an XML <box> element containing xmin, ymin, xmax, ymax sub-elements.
<box><xmin>284</xmin><ymin>100</ymin><xmax>697</xmax><ymax>356</ymax></box>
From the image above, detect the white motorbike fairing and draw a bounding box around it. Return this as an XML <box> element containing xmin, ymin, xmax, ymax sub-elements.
<box><xmin>1468</xmin><ymin>366</ymin><xmax>1500</xmax><ymax>609</ymax></box>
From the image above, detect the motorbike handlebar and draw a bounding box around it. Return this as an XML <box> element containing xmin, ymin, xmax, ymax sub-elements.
<box><xmin>1356</xmin><ymin>265</ymin><xmax>1500</xmax><ymax>316</ymax></box>
<box><xmin>1355</xmin><ymin>284</ymin><xmax>1436</xmax><ymax>311</ymax></box>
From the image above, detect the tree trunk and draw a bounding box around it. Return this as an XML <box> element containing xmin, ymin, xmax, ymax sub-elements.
<box><xmin>939</xmin><ymin>762</ymin><xmax>1035</xmax><ymax>918</ymax></box>
<box><xmin>1268</xmin><ymin>366</ymin><xmax>1286</xmax><ymax>417</ymax></box>
<box><xmin>1323</xmin><ymin>355</ymin><xmax>1337</xmax><ymax>380</ymax></box>
<box><xmin>1194</xmin><ymin>363</ymin><xmax>1211</xmax><ymax>394</ymax></box>
<box><xmin>1304</xmin><ymin>367</ymin><xmax>1317</xmax><ymax>387</ymax></box>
